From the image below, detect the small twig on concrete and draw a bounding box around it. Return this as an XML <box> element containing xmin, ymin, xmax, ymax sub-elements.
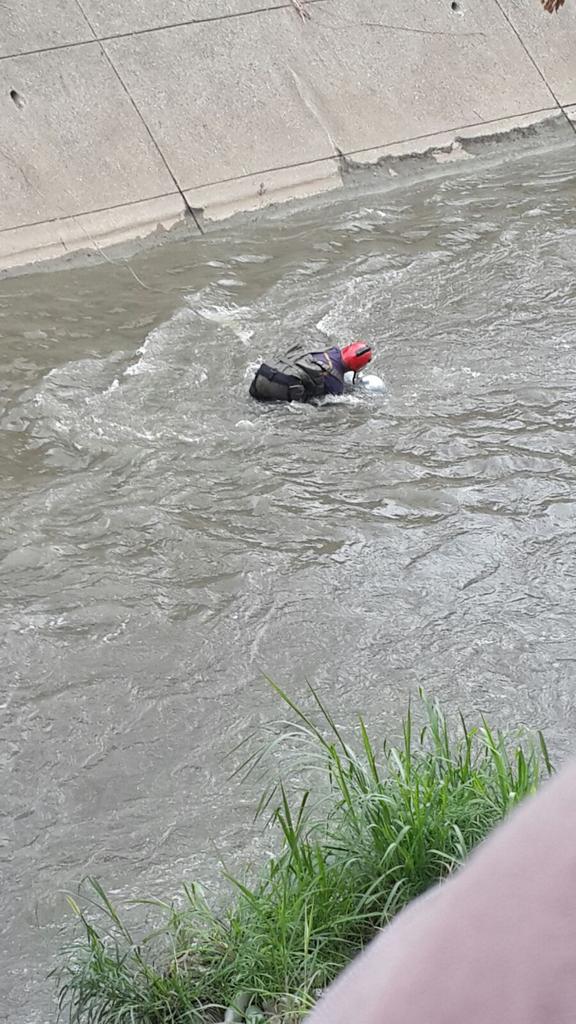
<box><xmin>290</xmin><ymin>0</ymin><xmax>311</xmax><ymax>20</ymax></box>
<box><xmin>541</xmin><ymin>0</ymin><xmax>566</xmax><ymax>10</ymax></box>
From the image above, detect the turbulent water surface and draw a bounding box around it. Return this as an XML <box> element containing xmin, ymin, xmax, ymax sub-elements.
<box><xmin>3</xmin><ymin>145</ymin><xmax>576</xmax><ymax>1020</ymax></box>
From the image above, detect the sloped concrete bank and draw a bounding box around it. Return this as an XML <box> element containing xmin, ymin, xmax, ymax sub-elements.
<box><xmin>1</xmin><ymin>0</ymin><xmax>575</xmax><ymax>273</ymax></box>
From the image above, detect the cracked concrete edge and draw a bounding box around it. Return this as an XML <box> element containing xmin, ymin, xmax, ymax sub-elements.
<box><xmin>185</xmin><ymin>160</ymin><xmax>342</xmax><ymax>225</ymax></box>
<box><xmin>0</xmin><ymin>193</ymin><xmax>191</xmax><ymax>274</ymax></box>
<box><xmin>336</xmin><ymin>108</ymin><xmax>568</xmax><ymax>175</ymax></box>
<box><xmin>2</xmin><ymin>107</ymin><xmax>575</xmax><ymax>277</ymax></box>
<box><xmin>189</xmin><ymin>107</ymin><xmax>574</xmax><ymax>232</ymax></box>
<box><xmin>194</xmin><ymin>109</ymin><xmax>576</xmax><ymax>237</ymax></box>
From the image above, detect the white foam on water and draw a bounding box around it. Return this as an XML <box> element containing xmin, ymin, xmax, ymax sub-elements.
<box><xmin>169</xmin><ymin>432</ymin><xmax>203</xmax><ymax>444</ymax></box>
<box><xmin>320</xmin><ymin>394</ymin><xmax>364</xmax><ymax>406</ymax></box>
<box><xmin>123</xmin><ymin>323</ymin><xmax>170</xmax><ymax>377</ymax></box>
<box><xmin>235</xmin><ymin>327</ymin><xmax>255</xmax><ymax>344</ymax></box>
<box><xmin>192</xmin><ymin>302</ymin><xmax>254</xmax><ymax>344</ymax></box>
<box><xmin>315</xmin><ymin>269</ymin><xmax>400</xmax><ymax>341</ymax></box>
<box><xmin>122</xmin><ymin>303</ymin><xmax>212</xmax><ymax>379</ymax></box>
<box><xmin>245</xmin><ymin>361</ymin><xmax>262</xmax><ymax>379</ymax></box>
<box><xmin>231</xmin><ymin>253</ymin><xmax>270</xmax><ymax>264</ymax></box>
<box><xmin>194</xmin><ymin>304</ymin><xmax>239</xmax><ymax>323</ymax></box>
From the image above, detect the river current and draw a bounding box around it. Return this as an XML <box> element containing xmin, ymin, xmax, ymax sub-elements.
<box><xmin>3</xmin><ymin>144</ymin><xmax>576</xmax><ymax>1020</ymax></box>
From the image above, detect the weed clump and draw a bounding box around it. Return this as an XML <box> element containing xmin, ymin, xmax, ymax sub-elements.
<box><xmin>55</xmin><ymin>688</ymin><xmax>552</xmax><ymax>1023</ymax></box>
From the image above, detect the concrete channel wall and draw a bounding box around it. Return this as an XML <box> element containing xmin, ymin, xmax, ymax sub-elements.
<box><xmin>1</xmin><ymin>0</ymin><xmax>575</xmax><ymax>271</ymax></box>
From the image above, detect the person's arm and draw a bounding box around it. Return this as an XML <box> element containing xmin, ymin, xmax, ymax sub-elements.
<box><xmin>307</xmin><ymin>759</ymin><xmax>576</xmax><ymax>1024</ymax></box>
<box><xmin>321</xmin><ymin>374</ymin><xmax>344</xmax><ymax>397</ymax></box>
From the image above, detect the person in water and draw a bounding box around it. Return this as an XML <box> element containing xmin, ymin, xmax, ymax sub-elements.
<box><xmin>249</xmin><ymin>341</ymin><xmax>373</xmax><ymax>402</ymax></box>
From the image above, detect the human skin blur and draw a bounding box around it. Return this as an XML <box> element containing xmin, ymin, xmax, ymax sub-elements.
<box><xmin>306</xmin><ymin>759</ymin><xmax>576</xmax><ymax>1024</ymax></box>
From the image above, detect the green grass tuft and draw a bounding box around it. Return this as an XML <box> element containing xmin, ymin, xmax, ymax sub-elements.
<box><xmin>54</xmin><ymin>688</ymin><xmax>552</xmax><ymax>1023</ymax></box>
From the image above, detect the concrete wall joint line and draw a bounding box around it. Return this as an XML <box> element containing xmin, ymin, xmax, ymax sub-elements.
<box><xmin>0</xmin><ymin>191</ymin><xmax>183</xmax><ymax>236</ymax></box>
<box><xmin>491</xmin><ymin>0</ymin><xmax>561</xmax><ymax>108</ymax></box>
<box><xmin>0</xmin><ymin>0</ymin><xmax>331</xmax><ymax>64</ymax></box>
<box><xmin>72</xmin><ymin>0</ymin><xmax>204</xmax><ymax>233</ymax></box>
<box><xmin>492</xmin><ymin>0</ymin><xmax>576</xmax><ymax>141</ymax></box>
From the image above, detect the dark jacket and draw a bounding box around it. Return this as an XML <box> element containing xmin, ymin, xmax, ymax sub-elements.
<box><xmin>249</xmin><ymin>345</ymin><xmax>346</xmax><ymax>402</ymax></box>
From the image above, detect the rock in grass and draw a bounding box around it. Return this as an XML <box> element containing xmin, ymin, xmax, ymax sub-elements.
<box><xmin>223</xmin><ymin>1010</ymin><xmax>241</xmax><ymax>1023</ymax></box>
<box><xmin>224</xmin><ymin>992</ymin><xmax>251</xmax><ymax>1021</ymax></box>
<box><xmin>245</xmin><ymin>1008</ymin><xmax>266</xmax><ymax>1022</ymax></box>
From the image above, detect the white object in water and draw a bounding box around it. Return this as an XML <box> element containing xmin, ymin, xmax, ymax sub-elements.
<box><xmin>355</xmin><ymin>373</ymin><xmax>386</xmax><ymax>393</ymax></box>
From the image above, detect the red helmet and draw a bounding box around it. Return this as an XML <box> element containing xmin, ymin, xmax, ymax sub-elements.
<box><xmin>341</xmin><ymin>341</ymin><xmax>373</xmax><ymax>373</ymax></box>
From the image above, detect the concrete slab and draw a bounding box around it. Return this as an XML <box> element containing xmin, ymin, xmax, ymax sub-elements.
<box><xmin>287</xmin><ymin>0</ymin><xmax>555</xmax><ymax>155</ymax></box>
<box><xmin>0</xmin><ymin>0</ymin><xmax>93</xmax><ymax>58</ymax></box>
<box><xmin>104</xmin><ymin>13</ymin><xmax>338</xmax><ymax>189</ymax></box>
<box><xmin>185</xmin><ymin>157</ymin><xmax>341</xmax><ymax>221</ymax></box>
<box><xmin>0</xmin><ymin>223</ymin><xmax>68</xmax><ymax>270</ymax></box>
<box><xmin>0</xmin><ymin>45</ymin><xmax>176</xmax><ymax>231</ymax></box>
<box><xmin>498</xmin><ymin>0</ymin><xmax>576</xmax><ymax>107</ymax></box>
<box><xmin>0</xmin><ymin>193</ymin><xmax>190</xmax><ymax>271</ymax></box>
<box><xmin>106</xmin><ymin>0</ymin><xmax>554</xmax><ymax>195</ymax></box>
<box><xmin>79</xmin><ymin>0</ymin><xmax>324</xmax><ymax>38</ymax></box>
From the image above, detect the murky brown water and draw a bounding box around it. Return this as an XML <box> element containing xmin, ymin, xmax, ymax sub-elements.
<box><xmin>3</xmin><ymin>144</ymin><xmax>576</xmax><ymax>1021</ymax></box>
